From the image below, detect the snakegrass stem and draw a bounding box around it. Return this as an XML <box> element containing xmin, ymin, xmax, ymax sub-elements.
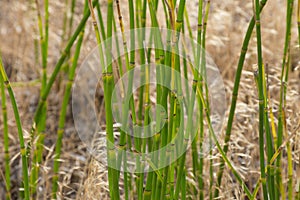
<box><xmin>0</xmin><ymin>53</ymin><xmax>30</xmax><ymax>200</ymax></box>
<box><xmin>51</xmin><ymin>2</ymin><xmax>87</xmax><ymax>197</ymax></box>
<box><xmin>254</xmin><ymin>0</ymin><xmax>269</xmax><ymax>198</ymax></box>
<box><xmin>195</xmin><ymin>85</ymin><xmax>253</xmax><ymax>199</ymax></box>
<box><xmin>27</xmin><ymin>0</ymin><xmax>99</xmax><ymax>157</ymax></box>
<box><xmin>214</xmin><ymin>0</ymin><xmax>268</xmax><ymax>197</ymax></box>
<box><xmin>30</xmin><ymin>0</ymin><xmax>49</xmax><ymax>196</ymax></box>
<box><xmin>276</xmin><ymin>0</ymin><xmax>294</xmax><ymax>199</ymax></box>
<box><xmin>0</xmin><ymin>53</ymin><xmax>11</xmax><ymax>200</ymax></box>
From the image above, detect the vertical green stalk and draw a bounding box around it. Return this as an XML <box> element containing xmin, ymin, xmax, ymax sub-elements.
<box><xmin>51</xmin><ymin>4</ymin><xmax>87</xmax><ymax>199</ymax></box>
<box><xmin>113</xmin><ymin>12</ymin><xmax>123</xmax><ymax>73</ymax></box>
<box><xmin>135</xmin><ymin>0</ymin><xmax>145</xmax><ymax>199</ymax></box>
<box><xmin>103</xmin><ymin>0</ymin><xmax>120</xmax><ymax>199</ymax></box>
<box><xmin>184</xmin><ymin>0</ymin><xmax>205</xmax><ymax>198</ymax></box>
<box><xmin>181</xmin><ymin>169</ymin><xmax>186</xmax><ymax>200</ymax></box>
<box><xmin>31</xmin><ymin>0</ymin><xmax>49</xmax><ymax>196</ymax></box>
<box><xmin>181</xmin><ymin>27</ymin><xmax>190</xmax><ymax>106</ymax></box>
<box><xmin>254</xmin><ymin>0</ymin><xmax>268</xmax><ymax>198</ymax></box>
<box><xmin>183</xmin><ymin>9</ymin><xmax>196</xmax><ymax>57</ymax></box>
<box><xmin>68</xmin><ymin>0</ymin><xmax>76</xmax><ymax>39</ymax></box>
<box><xmin>164</xmin><ymin>90</ymin><xmax>175</xmax><ymax>200</ymax></box>
<box><xmin>195</xmin><ymin>86</ymin><xmax>253</xmax><ymax>199</ymax></box>
<box><xmin>58</xmin><ymin>0</ymin><xmax>70</xmax><ymax>84</ymax></box>
<box><xmin>284</xmin><ymin>18</ymin><xmax>294</xmax><ymax>200</ymax></box>
<box><xmin>200</xmin><ymin>2</ymin><xmax>214</xmax><ymax>199</ymax></box>
<box><xmin>144</xmin><ymin>1</ymin><xmax>165</xmax><ymax>199</ymax></box>
<box><xmin>51</xmin><ymin>29</ymin><xmax>84</xmax><ymax>199</ymax></box>
<box><xmin>196</xmin><ymin>1</ymin><xmax>204</xmax><ymax>199</ymax></box>
<box><xmin>60</xmin><ymin>0</ymin><xmax>69</xmax><ymax>44</ymax></box>
<box><xmin>136</xmin><ymin>1</ymin><xmax>148</xmax><ymax>198</ymax></box>
<box><xmin>0</xmin><ymin>55</ymin><xmax>11</xmax><ymax>200</ymax></box>
<box><xmin>127</xmin><ymin>0</ymin><xmax>140</xmax><ymax>199</ymax></box>
<box><xmin>214</xmin><ymin>0</ymin><xmax>268</xmax><ymax>197</ymax></box>
<box><xmin>27</xmin><ymin>0</ymin><xmax>98</xmax><ymax>157</ymax></box>
<box><xmin>142</xmin><ymin>43</ymin><xmax>153</xmax><ymax>200</ymax></box>
<box><xmin>158</xmin><ymin>1</ymin><xmax>174</xmax><ymax>199</ymax></box>
<box><xmin>172</xmin><ymin>1</ymin><xmax>192</xmax><ymax>199</ymax></box>
<box><xmin>0</xmin><ymin>53</ymin><xmax>30</xmax><ymax>200</ymax></box>
<box><xmin>87</xmin><ymin>0</ymin><xmax>120</xmax><ymax>199</ymax></box>
<box><xmin>142</xmin><ymin>44</ymin><xmax>153</xmax><ymax>200</ymax></box>
<box><xmin>283</xmin><ymin>110</ymin><xmax>293</xmax><ymax>199</ymax></box>
<box><xmin>263</xmin><ymin>66</ymin><xmax>275</xmax><ymax>200</ymax></box>
<box><xmin>114</xmin><ymin>0</ymin><xmax>137</xmax><ymax>199</ymax></box>
<box><xmin>137</xmin><ymin>0</ymin><xmax>147</xmax><ymax>127</ymax></box>
<box><xmin>124</xmin><ymin>0</ymin><xmax>135</xmax><ymax>200</ymax></box>
<box><xmin>276</xmin><ymin>0</ymin><xmax>294</xmax><ymax>199</ymax></box>
<box><xmin>64</xmin><ymin>0</ymin><xmax>77</xmax><ymax>75</ymax></box>
<box><xmin>96</xmin><ymin>3</ymin><xmax>106</xmax><ymax>40</ymax></box>
<box><xmin>29</xmin><ymin>0</ymin><xmax>40</xmax><ymax>65</ymax></box>
<box><xmin>114</xmin><ymin>1</ymin><xmax>129</xmax><ymax>170</ymax></box>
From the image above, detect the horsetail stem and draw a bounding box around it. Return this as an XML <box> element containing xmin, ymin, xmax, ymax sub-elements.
<box><xmin>68</xmin><ymin>0</ymin><xmax>76</xmax><ymax>39</ymax></box>
<box><xmin>96</xmin><ymin>3</ymin><xmax>106</xmax><ymax>40</ymax></box>
<box><xmin>254</xmin><ymin>0</ymin><xmax>269</xmax><ymax>198</ymax></box>
<box><xmin>87</xmin><ymin>1</ymin><xmax>121</xmax><ymax>199</ymax></box>
<box><xmin>200</xmin><ymin>2</ymin><xmax>214</xmax><ymax>199</ymax></box>
<box><xmin>143</xmin><ymin>1</ymin><xmax>166</xmax><ymax>199</ymax></box>
<box><xmin>136</xmin><ymin>1</ymin><xmax>148</xmax><ymax>197</ymax></box>
<box><xmin>0</xmin><ymin>53</ymin><xmax>11</xmax><ymax>200</ymax></box>
<box><xmin>276</xmin><ymin>0</ymin><xmax>294</xmax><ymax>199</ymax></box>
<box><xmin>195</xmin><ymin>85</ymin><xmax>253</xmax><ymax>199</ymax></box>
<box><xmin>0</xmin><ymin>53</ymin><xmax>30</xmax><ymax>200</ymax></box>
<box><xmin>104</xmin><ymin>0</ymin><xmax>121</xmax><ymax>199</ymax></box>
<box><xmin>282</xmin><ymin>109</ymin><xmax>294</xmax><ymax>199</ymax></box>
<box><xmin>159</xmin><ymin>1</ymin><xmax>175</xmax><ymax>199</ymax></box>
<box><xmin>4</xmin><ymin>0</ymin><xmax>298</xmax><ymax>199</ymax></box>
<box><xmin>114</xmin><ymin>1</ymin><xmax>138</xmax><ymax>199</ymax></box>
<box><xmin>214</xmin><ymin>0</ymin><xmax>268</xmax><ymax>197</ymax></box>
<box><xmin>27</xmin><ymin>0</ymin><xmax>99</xmax><ymax>156</ymax></box>
<box><xmin>196</xmin><ymin>1</ymin><xmax>204</xmax><ymax>199</ymax></box>
<box><xmin>30</xmin><ymin>0</ymin><xmax>49</xmax><ymax>196</ymax></box>
<box><xmin>51</xmin><ymin>3</ymin><xmax>87</xmax><ymax>199</ymax></box>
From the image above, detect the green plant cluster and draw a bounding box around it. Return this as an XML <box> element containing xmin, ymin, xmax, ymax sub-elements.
<box><xmin>0</xmin><ymin>0</ymin><xmax>299</xmax><ymax>199</ymax></box>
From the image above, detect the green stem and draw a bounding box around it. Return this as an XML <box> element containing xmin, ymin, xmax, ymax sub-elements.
<box><xmin>51</xmin><ymin>4</ymin><xmax>87</xmax><ymax>198</ymax></box>
<box><xmin>214</xmin><ymin>0</ymin><xmax>268</xmax><ymax>197</ymax></box>
<box><xmin>68</xmin><ymin>0</ymin><xmax>76</xmax><ymax>39</ymax></box>
<box><xmin>143</xmin><ymin>45</ymin><xmax>153</xmax><ymax>200</ymax></box>
<box><xmin>283</xmin><ymin>112</ymin><xmax>293</xmax><ymax>200</ymax></box>
<box><xmin>201</xmin><ymin>2</ymin><xmax>213</xmax><ymax>199</ymax></box>
<box><xmin>0</xmin><ymin>53</ymin><xmax>30</xmax><ymax>200</ymax></box>
<box><xmin>196</xmin><ymin>1</ymin><xmax>204</xmax><ymax>199</ymax></box>
<box><xmin>0</xmin><ymin>53</ymin><xmax>11</xmax><ymax>200</ymax></box>
<box><xmin>195</xmin><ymin>86</ymin><xmax>252</xmax><ymax>199</ymax></box>
<box><xmin>254</xmin><ymin>0</ymin><xmax>269</xmax><ymax>198</ymax></box>
<box><xmin>27</xmin><ymin>0</ymin><xmax>99</xmax><ymax>156</ymax></box>
<box><xmin>104</xmin><ymin>0</ymin><xmax>120</xmax><ymax>199</ymax></box>
<box><xmin>276</xmin><ymin>0</ymin><xmax>294</xmax><ymax>199</ymax></box>
<box><xmin>144</xmin><ymin>1</ymin><xmax>165</xmax><ymax>199</ymax></box>
<box><xmin>167</xmin><ymin>1</ymin><xmax>187</xmax><ymax>199</ymax></box>
<box><xmin>96</xmin><ymin>3</ymin><xmax>106</xmax><ymax>40</ymax></box>
<box><xmin>31</xmin><ymin>0</ymin><xmax>49</xmax><ymax>195</ymax></box>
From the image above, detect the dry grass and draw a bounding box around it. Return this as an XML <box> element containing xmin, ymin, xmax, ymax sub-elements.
<box><xmin>0</xmin><ymin>0</ymin><xmax>299</xmax><ymax>199</ymax></box>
